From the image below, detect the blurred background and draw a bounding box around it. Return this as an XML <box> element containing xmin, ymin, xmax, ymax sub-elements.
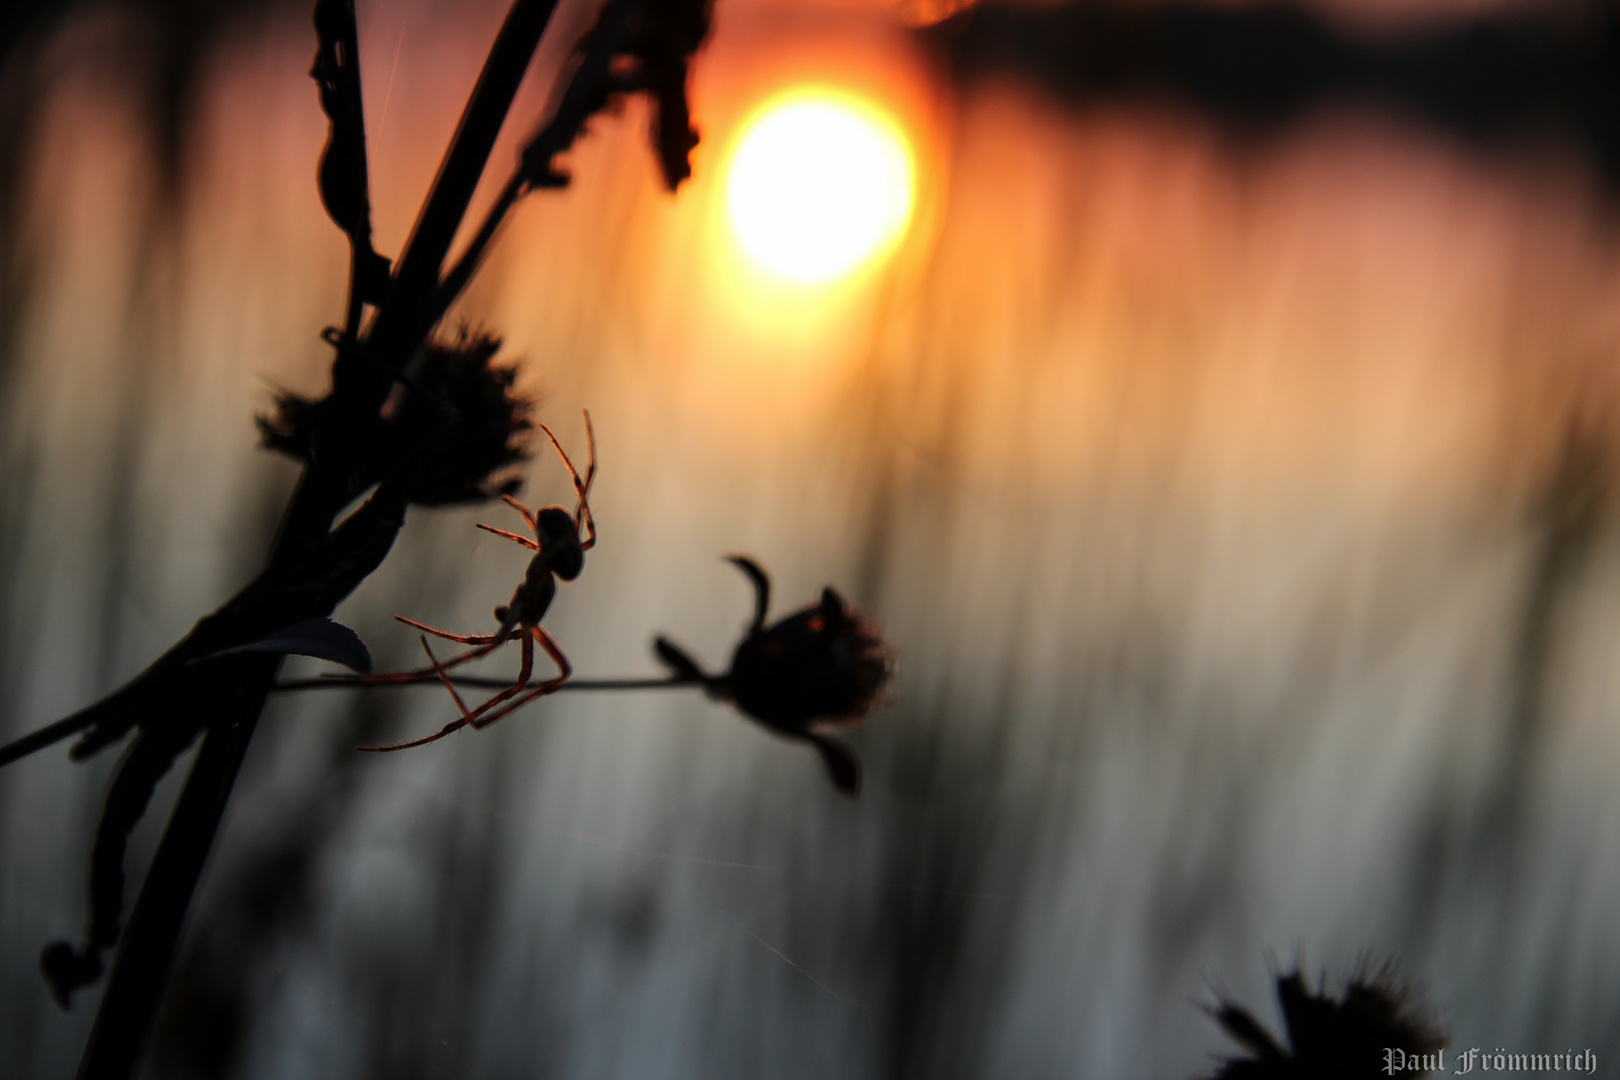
<box><xmin>4</xmin><ymin>0</ymin><xmax>1620</xmax><ymax>1076</ymax></box>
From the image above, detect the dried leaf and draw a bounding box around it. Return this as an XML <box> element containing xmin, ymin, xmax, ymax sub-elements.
<box><xmin>45</xmin><ymin>720</ymin><xmax>202</xmax><ymax>1007</ymax></box>
<box><xmin>312</xmin><ymin>0</ymin><xmax>368</xmax><ymax>235</ymax></box>
<box><xmin>202</xmin><ymin>617</ymin><xmax>373</xmax><ymax>674</ymax></box>
<box><xmin>312</xmin><ymin>0</ymin><xmax>390</xmax><ymax>306</ymax></box>
<box><xmin>39</xmin><ymin>943</ymin><xmax>101</xmax><ymax>1010</ymax></box>
<box><xmin>808</xmin><ymin>733</ymin><xmax>860</xmax><ymax>796</ymax></box>
<box><xmin>522</xmin><ymin>0</ymin><xmax>714</xmax><ymax>193</ymax></box>
<box><xmin>654</xmin><ymin>635</ymin><xmax>711</xmax><ymax>683</ymax></box>
<box><xmin>611</xmin><ymin>0</ymin><xmax>712</xmax><ymax>189</ymax></box>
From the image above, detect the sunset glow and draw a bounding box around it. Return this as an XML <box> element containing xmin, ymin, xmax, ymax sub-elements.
<box><xmin>724</xmin><ymin>91</ymin><xmax>915</xmax><ymax>285</ymax></box>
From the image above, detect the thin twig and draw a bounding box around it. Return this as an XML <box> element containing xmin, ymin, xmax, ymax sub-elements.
<box><xmin>0</xmin><ymin>709</ymin><xmax>104</xmax><ymax>769</ymax></box>
<box><xmin>428</xmin><ymin>176</ymin><xmax>523</xmax><ymax>323</ymax></box>
<box><xmin>362</xmin><ymin>0</ymin><xmax>562</xmax><ymax>367</ymax></box>
<box><xmin>426</xmin><ymin>0</ymin><xmax>645</xmax><ymax>326</ymax></box>
<box><xmin>272</xmin><ymin>673</ymin><xmax>704</xmax><ymax>692</ymax></box>
<box><xmin>0</xmin><ymin>675</ymin><xmax>706</xmax><ymax>767</ymax></box>
<box><xmin>74</xmin><ymin>656</ymin><xmax>276</xmax><ymax>1080</ymax></box>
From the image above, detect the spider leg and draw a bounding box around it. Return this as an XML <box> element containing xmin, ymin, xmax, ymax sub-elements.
<box><xmin>355</xmin><ymin>718</ymin><xmax>468</xmax><ymax>753</ymax></box>
<box><xmin>539</xmin><ymin>424</ymin><xmax>578</xmax><ymax>486</ymax></box>
<box><xmin>463</xmin><ymin>631</ymin><xmax>535</xmax><ymax>729</ymax></box>
<box><xmin>471</xmin><ymin>626</ymin><xmax>572</xmax><ymax>728</ymax></box>
<box><xmin>476</xmin><ymin>523</ymin><xmax>541</xmax><ymax>551</ymax></box>
<box><xmin>334</xmin><ymin>623</ymin><xmax>508</xmax><ymax>686</ymax></box>
<box><xmin>395</xmin><ymin>616</ymin><xmax>503</xmax><ymax>646</ymax></box>
<box><xmin>501</xmin><ymin>494</ymin><xmax>538</xmax><ymax>535</ymax></box>
<box><xmin>532</xmin><ymin>625</ymin><xmax>572</xmax><ymax>688</ymax></box>
<box><xmin>577</xmin><ymin>411</ymin><xmax>597</xmax><ymax>496</ymax></box>
<box><xmin>419</xmin><ymin>636</ymin><xmax>474</xmax><ymax>719</ymax></box>
<box><xmin>468</xmin><ymin>685</ymin><xmax>548</xmax><ymax>731</ymax></box>
<box><xmin>352</xmin><ymin>633</ymin><xmax>529</xmax><ymax>752</ymax></box>
<box><xmin>542</xmin><ymin>411</ymin><xmax>597</xmax><ymax>551</ymax></box>
<box><xmin>354</xmin><ymin>635</ymin><xmax>513</xmax><ymax>752</ymax></box>
<box><xmin>577</xmin><ymin>412</ymin><xmax>597</xmax><ymax>550</ymax></box>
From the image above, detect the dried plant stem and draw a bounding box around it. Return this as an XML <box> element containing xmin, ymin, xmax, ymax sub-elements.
<box><xmin>74</xmin><ymin>656</ymin><xmax>277</xmax><ymax>1080</ymax></box>
<box><xmin>279</xmin><ymin>0</ymin><xmax>564</xmax><ymax>549</ymax></box>
<box><xmin>429</xmin><ymin>176</ymin><xmax>524</xmax><ymax>323</ymax></box>
<box><xmin>0</xmin><ymin>711</ymin><xmax>97</xmax><ymax>769</ymax></box>
<box><xmin>0</xmin><ymin>678</ymin><xmax>704</xmax><ymax>774</ymax></box>
<box><xmin>363</xmin><ymin>0</ymin><xmax>561</xmax><ymax>364</ymax></box>
<box><xmin>69</xmin><ymin>1</ymin><xmax>565</xmax><ymax>1075</ymax></box>
<box><xmin>430</xmin><ymin>0</ymin><xmax>644</xmax><ymax>324</ymax></box>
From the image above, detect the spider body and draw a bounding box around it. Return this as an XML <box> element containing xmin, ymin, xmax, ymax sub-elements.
<box><xmin>492</xmin><ymin>505</ymin><xmax>581</xmax><ymax>632</ymax></box>
<box><xmin>356</xmin><ymin>412</ymin><xmax>596</xmax><ymax>752</ymax></box>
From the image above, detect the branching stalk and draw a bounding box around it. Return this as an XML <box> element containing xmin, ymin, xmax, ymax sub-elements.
<box><xmin>56</xmin><ymin>1</ymin><xmax>574</xmax><ymax>1075</ymax></box>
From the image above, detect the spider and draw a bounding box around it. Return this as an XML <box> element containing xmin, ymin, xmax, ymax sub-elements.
<box><xmin>355</xmin><ymin>410</ymin><xmax>595</xmax><ymax>752</ymax></box>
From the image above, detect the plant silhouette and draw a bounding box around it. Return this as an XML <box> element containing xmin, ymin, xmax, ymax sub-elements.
<box><xmin>1202</xmin><ymin>965</ymin><xmax>1446</xmax><ymax>1079</ymax></box>
<box><xmin>0</xmin><ymin>0</ymin><xmax>891</xmax><ymax>1076</ymax></box>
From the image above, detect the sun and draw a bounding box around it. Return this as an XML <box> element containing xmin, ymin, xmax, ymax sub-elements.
<box><xmin>725</xmin><ymin>91</ymin><xmax>915</xmax><ymax>285</ymax></box>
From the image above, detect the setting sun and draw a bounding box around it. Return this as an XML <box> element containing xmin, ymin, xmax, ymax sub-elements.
<box><xmin>725</xmin><ymin>91</ymin><xmax>915</xmax><ymax>285</ymax></box>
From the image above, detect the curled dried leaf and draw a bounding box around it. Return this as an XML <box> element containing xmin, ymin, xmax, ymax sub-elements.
<box><xmin>312</xmin><ymin>0</ymin><xmax>371</xmax><ymax>243</ymax></box>
<box><xmin>607</xmin><ymin>0</ymin><xmax>712</xmax><ymax>189</ymax></box>
<box><xmin>521</xmin><ymin>0</ymin><xmax>714</xmax><ymax>192</ymax></box>
<box><xmin>199</xmin><ymin>617</ymin><xmax>372</xmax><ymax>673</ymax></box>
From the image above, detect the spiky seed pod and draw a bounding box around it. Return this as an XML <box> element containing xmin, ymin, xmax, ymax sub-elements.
<box><xmin>1204</xmin><ymin>966</ymin><xmax>1446</xmax><ymax>1079</ymax></box>
<box><xmin>653</xmin><ymin>557</ymin><xmax>892</xmax><ymax>795</ymax></box>
<box><xmin>726</xmin><ymin>586</ymin><xmax>890</xmax><ymax>733</ymax></box>
<box><xmin>258</xmin><ymin>327</ymin><xmax>534</xmax><ymax>506</ymax></box>
<box><xmin>404</xmin><ymin>329</ymin><xmax>534</xmax><ymax>505</ymax></box>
